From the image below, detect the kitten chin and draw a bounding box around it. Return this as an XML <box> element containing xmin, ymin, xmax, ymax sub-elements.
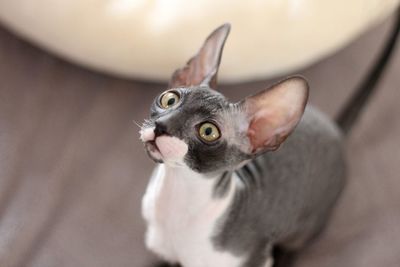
<box><xmin>155</xmin><ymin>136</ymin><xmax>188</xmax><ymax>160</ymax></box>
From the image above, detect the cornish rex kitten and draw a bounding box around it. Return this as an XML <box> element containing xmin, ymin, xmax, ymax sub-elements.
<box><xmin>139</xmin><ymin>24</ymin><xmax>344</xmax><ymax>267</ymax></box>
<box><xmin>139</xmin><ymin>21</ymin><xmax>397</xmax><ymax>267</ymax></box>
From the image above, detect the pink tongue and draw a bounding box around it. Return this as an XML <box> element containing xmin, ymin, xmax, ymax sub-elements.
<box><xmin>155</xmin><ymin>136</ymin><xmax>188</xmax><ymax>160</ymax></box>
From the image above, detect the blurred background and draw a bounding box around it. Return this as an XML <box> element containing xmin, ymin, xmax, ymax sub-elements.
<box><xmin>0</xmin><ymin>1</ymin><xmax>399</xmax><ymax>267</ymax></box>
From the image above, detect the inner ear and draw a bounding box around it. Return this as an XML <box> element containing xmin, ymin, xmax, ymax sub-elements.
<box><xmin>241</xmin><ymin>76</ymin><xmax>309</xmax><ymax>154</ymax></box>
<box><xmin>169</xmin><ymin>23</ymin><xmax>230</xmax><ymax>89</ymax></box>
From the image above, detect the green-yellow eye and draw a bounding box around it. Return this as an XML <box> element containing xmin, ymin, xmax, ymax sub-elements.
<box><xmin>160</xmin><ymin>91</ymin><xmax>180</xmax><ymax>109</ymax></box>
<box><xmin>199</xmin><ymin>122</ymin><xmax>220</xmax><ymax>142</ymax></box>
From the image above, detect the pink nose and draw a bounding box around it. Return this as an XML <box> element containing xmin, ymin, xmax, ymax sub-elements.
<box><xmin>140</xmin><ymin>127</ymin><xmax>155</xmax><ymax>142</ymax></box>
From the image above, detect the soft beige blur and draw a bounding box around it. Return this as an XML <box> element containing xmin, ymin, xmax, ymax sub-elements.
<box><xmin>0</xmin><ymin>0</ymin><xmax>398</xmax><ymax>82</ymax></box>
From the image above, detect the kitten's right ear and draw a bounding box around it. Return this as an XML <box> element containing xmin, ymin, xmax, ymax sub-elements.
<box><xmin>169</xmin><ymin>23</ymin><xmax>231</xmax><ymax>89</ymax></box>
<box><xmin>240</xmin><ymin>76</ymin><xmax>309</xmax><ymax>155</ymax></box>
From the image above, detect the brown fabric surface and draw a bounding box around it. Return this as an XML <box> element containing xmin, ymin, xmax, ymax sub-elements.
<box><xmin>1</xmin><ymin>15</ymin><xmax>400</xmax><ymax>267</ymax></box>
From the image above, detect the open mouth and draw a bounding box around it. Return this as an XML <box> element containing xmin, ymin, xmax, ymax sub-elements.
<box><xmin>144</xmin><ymin>140</ymin><xmax>164</xmax><ymax>163</ymax></box>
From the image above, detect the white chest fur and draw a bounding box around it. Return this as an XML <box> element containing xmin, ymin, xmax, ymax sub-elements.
<box><xmin>141</xmin><ymin>164</ymin><xmax>243</xmax><ymax>267</ymax></box>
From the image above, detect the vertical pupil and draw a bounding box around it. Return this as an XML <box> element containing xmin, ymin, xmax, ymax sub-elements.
<box><xmin>205</xmin><ymin>127</ymin><xmax>212</xmax><ymax>136</ymax></box>
<box><xmin>167</xmin><ymin>97</ymin><xmax>175</xmax><ymax>106</ymax></box>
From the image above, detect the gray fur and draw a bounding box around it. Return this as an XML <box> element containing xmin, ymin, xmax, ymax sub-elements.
<box><xmin>213</xmin><ymin>106</ymin><xmax>346</xmax><ymax>267</ymax></box>
<box><xmin>213</xmin><ymin>171</ymin><xmax>233</xmax><ymax>198</ymax></box>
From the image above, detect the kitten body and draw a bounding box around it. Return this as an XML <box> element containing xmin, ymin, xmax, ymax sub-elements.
<box><xmin>141</xmin><ymin>97</ymin><xmax>345</xmax><ymax>267</ymax></box>
<box><xmin>142</xmin><ymin>161</ymin><xmax>245</xmax><ymax>267</ymax></box>
<box><xmin>140</xmin><ymin>24</ymin><xmax>346</xmax><ymax>267</ymax></box>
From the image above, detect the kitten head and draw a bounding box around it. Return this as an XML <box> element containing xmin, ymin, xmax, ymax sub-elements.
<box><xmin>140</xmin><ymin>24</ymin><xmax>308</xmax><ymax>174</ymax></box>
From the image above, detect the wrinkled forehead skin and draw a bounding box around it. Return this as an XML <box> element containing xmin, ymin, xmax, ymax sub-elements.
<box><xmin>148</xmin><ymin>86</ymin><xmax>250</xmax><ymax>174</ymax></box>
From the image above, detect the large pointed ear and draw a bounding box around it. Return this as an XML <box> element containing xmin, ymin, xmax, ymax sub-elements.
<box><xmin>241</xmin><ymin>76</ymin><xmax>309</xmax><ymax>155</ymax></box>
<box><xmin>169</xmin><ymin>23</ymin><xmax>231</xmax><ymax>89</ymax></box>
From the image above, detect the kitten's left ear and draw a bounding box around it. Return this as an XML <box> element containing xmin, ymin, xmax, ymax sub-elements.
<box><xmin>169</xmin><ymin>23</ymin><xmax>231</xmax><ymax>89</ymax></box>
<box><xmin>240</xmin><ymin>76</ymin><xmax>309</xmax><ymax>155</ymax></box>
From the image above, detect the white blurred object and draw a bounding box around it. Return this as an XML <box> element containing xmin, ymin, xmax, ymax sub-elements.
<box><xmin>0</xmin><ymin>0</ymin><xmax>398</xmax><ymax>83</ymax></box>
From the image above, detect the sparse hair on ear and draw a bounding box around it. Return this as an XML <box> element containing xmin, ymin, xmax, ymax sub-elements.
<box><xmin>169</xmin><ymin>23</ymin><xmax>231</xmax><ymax>89</ymax></box>
<box><xmin>241</xmin><ymin>76</ymin><xmax>309</xmax><ymax>155</ymax></box>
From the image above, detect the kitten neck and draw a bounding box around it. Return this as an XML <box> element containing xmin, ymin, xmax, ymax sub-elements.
<box><xmin>161</xmin><ymin>163</ymin><xmax>233</xmax><ymax>206</ymax></box>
